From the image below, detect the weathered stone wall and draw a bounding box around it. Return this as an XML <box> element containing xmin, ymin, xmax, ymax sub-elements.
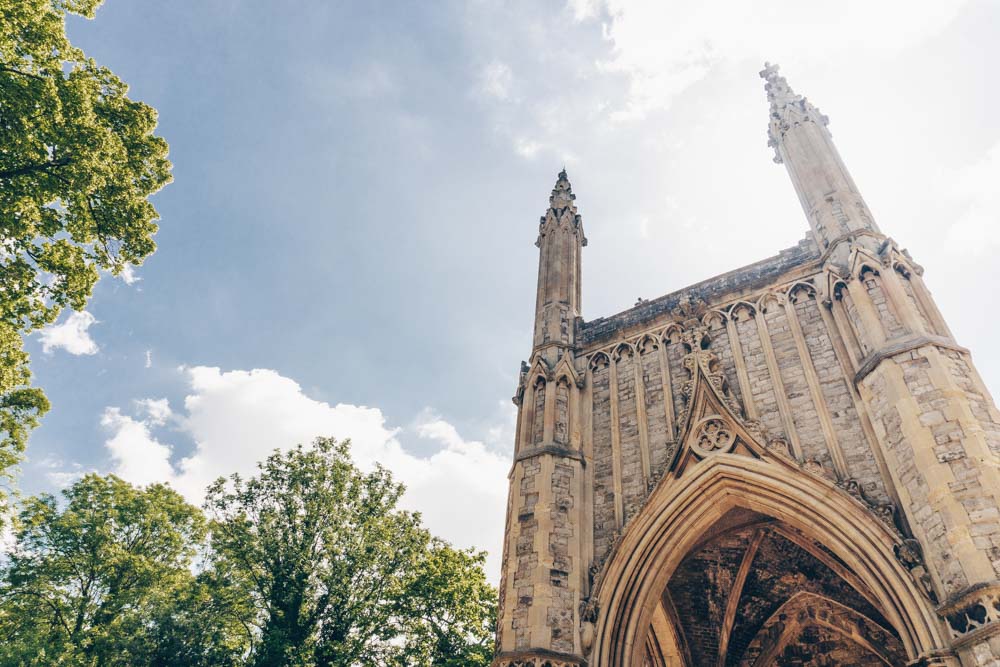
<box><xmin>548</xmin><ymin>462</ymin><xmax>576</xmax><ymax>653</ymax></box>
<box><xmin>792</xmin><ymin>291</ymin><xmax>888</xmax><ymax>502</ymax></box>
<box><xmin>639</xmin><ymin>340</ymin><xmax>671</xmax><ymax>480</ymax></box>
<box><xmin>666</xmin><ymin>336</ymin><xmax>688</xmax><ymax>433</ymax></box>
<box><xmin>733</xmin><ymin>307</ymin><xmax>786</xmax><ymax>442</ymax></box>
<box><xmin>591</xmin><ymin>359</ymin><xmax>616</xmax><ymax>564</ymax></box>
<box><xmin>555</xmin><ymin>381</ymin><xmax>570</xmax><ymax>445</ymax></box>
<box><xmin>531</xmin><ymin>380</ymin><xmax>546</xmax><ymax>446</ymax></box>
<box><xmin>764</xmin><ymin>299</ymin><xmax>828</xmax><ymax>465</ymax></box>
<box><xmin>513</xmin><ymin>457</ymin><xmax>540</xmax><ymax>648</ymax></box>
<box><xmin>863</xmin><ymin>347</ymin><xmax>1000</xmax><ymax>598</ymax></box>
<box><xmin>575</xmin><ymin>259</ymin><xmax>924</xmax><ymax>582</ymax></box>
<box><xmin>707</xmin><ymin>316</ymin><xmax>744</xmax><ymax>408</ymax></box>
<box><xmin>862</xmin><ymin>269</ymin><xmax>905</xmax><ymax>340</ymax></box>
<box><xmin>615</xmin><ymin>348</ymin><xmax>645</xmax><ymax>523</ymax></box>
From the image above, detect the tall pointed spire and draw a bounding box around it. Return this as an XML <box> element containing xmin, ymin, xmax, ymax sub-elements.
<box><xmin>533</xmin><ymin>169</ymin><xmax>586</xmax><ymax>351</ymax></box>
<box><xmin>760</xmin><ymin>62</ymin><xmax>829</xmax><ymax>164</ymax></box>
<box><xmin>760</xmin><ymin>63</ymin><xmax>880</xmax><ymax>254</ymax></box>
<box><xmin>544</xmin><ymin>168</ymin><xmax>580</xmax><ymax>225</ymax></box>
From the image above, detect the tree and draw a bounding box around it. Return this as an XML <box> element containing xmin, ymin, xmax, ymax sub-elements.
<box><xmin>394</xmin><ymin>540</ymin><xmax>496</xmax><ymax>666</ymax></box>
<box><xmin>205</xmin><ymin>437</ymin><xmax>496</xmax><ymax>666</ymax></box>
<box><xmin>0</xmin><ymin>0</ymin><xmax>172</xmax><ymax>502</ymax></box>
<box><xmin>0</xmin><ymin>474</ymin><xmax>242</xmax><ymax>666</ymax></box>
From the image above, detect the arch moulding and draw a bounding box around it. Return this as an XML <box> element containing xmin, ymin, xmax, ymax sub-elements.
<box><xmin>589</xmin><ymin>454</ymin><xmax>954</xmax><ymax>667</ymax></box>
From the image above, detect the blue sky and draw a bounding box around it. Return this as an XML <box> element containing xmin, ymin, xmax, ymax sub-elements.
<box><xmin>22</xmin><ymin>0</ymin><xmax>1000</xmax><ymax>580</ymax></box>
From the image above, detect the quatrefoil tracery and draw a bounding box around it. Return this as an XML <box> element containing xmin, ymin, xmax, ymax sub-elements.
<box><xmin>691</xmin><ymin>417</ymin><xmax>737</xmax><ymax>457</ymax></box>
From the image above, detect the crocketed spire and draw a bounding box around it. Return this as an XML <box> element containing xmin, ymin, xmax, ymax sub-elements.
<box><xmin>760</xmin><ymin>62</ymin><xmax>829</xmax><ymax>164</ymax></box>
<box><xmin>548</xmin><ymin>168</ymin><xmax>577</xmax><ymax>214</ymax></box>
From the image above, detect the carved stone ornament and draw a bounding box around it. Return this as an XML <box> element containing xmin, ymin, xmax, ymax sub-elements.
<box><xmin>580</xmin><ymin>597</ymin><xmax>599</xmax><ymax>623</ymax></box>
<box><xmin>836</xmin><ymin>478</ymin><xmax>902</xmax><ymax>537</ymax></box>
<box><xmin>938</xmin><ymin>582</ymin><xmax>1000</xmax><ymax>643</ymax></box>
<box><xmin>766</xmin><ymin>437</ymin><xmax>790</xmax><ymax>458</ymax></box>
<box><xmin>691</xmin><ymin>417</ymin><xmax>736</xmax><ymax>458</ymax></box>
<box><xmin>802</xmin><ymin>459</ymin><xmax>829</xmax><ymax>477</ymax></box>
<box><xmin>894</xmin><ymin>539</ymin><xmax>938</xmax><ymax>604</ymax></box>
<box><xmin>494</xmin><ymin>657</ymin><xmax>585</xmax><ymax>667</ymax></box>
<box><xmin>675</xmin><ymin>326</ymin><xmax>746</xmax><ymax>432</ymax></box>
<box><xmin>671</xmin><ymin>294</ymin><xmax>708</xmax><ymax>322</ymax></box>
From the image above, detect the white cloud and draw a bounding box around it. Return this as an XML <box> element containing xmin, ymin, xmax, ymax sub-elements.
<box><xmin>582</xmin><ymin>0</ymin><xmax>969</xmax><ymax>120</ymax></box>
<box><xmin>46</xmin><ymin>469</ymin><xmax>87</xmax><ymax>489</ymax></box>
<box><xmin>118</xmin><ymin>264</ymin><xmax>141</xmax><ymax>285</ymax></box>
<box><xmin>101</xmin><ymin>407</ymin><xmax>175</xmax><ymax>487</ymax></box>
<box><xmin>480</xmin><ymin>61</ymin><xmax>513</xmax><ymax>100</ymax></box>
<box><xmin>145</xmin><ymin>349</ymin><xmax>153</xmax><ymax>368</ymax></box>
<box><xmin>514</xmin><ymin>137</ymin><xmax>542</xmax><ymax>159</ymax></box>
<box><xmin>566</xmin><ymin>0</ymin><xmax>602</xmax><ymax>21</ymax></box>
<box><xmin>100</xmin><ymin>366</ymin><xmax>510</xmax><ymax>579</ymax></box>
<box><xmin>39</xmin><ymin>311</ymin><xmax>99</xmax><ymax>356</ymax></box>
<box><xmin>34</xmin><ymin>455</ymin><xmax>91</xmax><ymax>489</ymax></box>
<box><xmin>136</xmin><ymin>397</ymin><xmax>172</xmax><ymax>426</ymax></box>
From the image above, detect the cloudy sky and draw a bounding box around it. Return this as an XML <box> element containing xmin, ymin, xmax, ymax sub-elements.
<box><xmin>23</xmin><ymin>0</ymin><xmax>1000</xmax><ymax>581</ymax></box>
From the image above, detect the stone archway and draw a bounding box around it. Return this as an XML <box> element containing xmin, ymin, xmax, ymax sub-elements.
<box><xmin>590</xmin><ymin>455</ymin><xmax>951</xmax><ymax>667</ymax></box>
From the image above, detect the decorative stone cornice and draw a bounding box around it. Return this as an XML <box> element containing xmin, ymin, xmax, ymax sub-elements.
<box><xmin>760</xmin><ymin>62</ymin><xmax>830</xmax><ymax>164</ymax></box>
<box><xmin>817</xmin><ymin>229</ymin><xmax>887</xmax><ymax>266</ymax></box>
<box><xmin>493</xmin><ymin>649</ymin><xmax>587</xmax><ymax>667</ymax></box>
<box><xmin>854</xmin><ymin>335</ymin><xmax>969</xmax><ymax>385</ymax></box>
<box><xmin>513</xmin><ymin>443</ymin><xmax>586</xmax><ymax>464</ymax></box>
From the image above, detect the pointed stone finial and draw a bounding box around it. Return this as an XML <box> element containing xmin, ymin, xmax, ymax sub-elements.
<box><xmin>760</xmin><ymin>62</ymin><xmax>829</xmax><ymax>163</ymax></box>
<box><xmin>549</xmin><ymin>167</ymin><xmax>576</xmax><ymax>213</ymax></box>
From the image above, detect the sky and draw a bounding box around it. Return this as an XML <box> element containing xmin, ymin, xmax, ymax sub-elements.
<box><xmin>21</xmin><ymin>0</ymin><xmax>1000</xmax><ymax>582</ymax></box>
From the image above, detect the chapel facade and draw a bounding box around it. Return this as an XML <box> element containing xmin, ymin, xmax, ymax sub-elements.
<box><xmin>493</xmin><ymin>65</ymin><xmax>1000</xmax><ymax>667</ymax></box>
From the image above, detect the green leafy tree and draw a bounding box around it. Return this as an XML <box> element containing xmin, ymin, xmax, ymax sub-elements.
<box><xmin>0</xmin><ymin>0</ymin><xmax>172</xmax><ymax>500</ymax></box>
<box><xmin>394</xmin><ymin>540</ymin><xmax>496</xmax><ymax>666</ymax></box>
<box><xmin>205</xmin><ymin>437</ymin><xmax>496</xmax><ymax>666</ymax></box>
<box><xmin>0</xmin><ymin>474</ymin><xmax>243</xmax><ymax>666</ymax></box>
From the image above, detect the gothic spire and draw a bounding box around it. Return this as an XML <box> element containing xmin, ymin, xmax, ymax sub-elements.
<box><xmin>547</xmin><ymin>168</ymin><xmax>578</xmax><ymax>217</ymax></box>
<box><xmin>760</xmin><ymin>63</ymin><xmax>879</xmax><ymax>252</ymax></box>
<box><xmin>760</xmin><ymin>62</ymin><xmax>829</xmax><ymax>164</ymax></box>
<box><xmin>533</xmin><ymin>168</ymin><xmax>586</xmax><ymax>351</ymax></box>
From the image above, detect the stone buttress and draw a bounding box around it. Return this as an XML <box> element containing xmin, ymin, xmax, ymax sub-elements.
<box><xmin>495</xmin><ymin>171</ymin><xmax>590</xmax><ymax>667</ymax></box>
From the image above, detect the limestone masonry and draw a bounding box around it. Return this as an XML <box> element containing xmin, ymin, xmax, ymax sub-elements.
<box><xmin>493</xmin><ymin>65</ymin><xmax>1000</xmax><ymax>667</ymax></box>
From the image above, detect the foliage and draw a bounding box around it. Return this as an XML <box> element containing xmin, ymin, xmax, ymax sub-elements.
<box><xmin>0</xmin><ymin>0</ymin><xmax>172</xmax><ymax>496</ymax></box>
<box><xmin>0</xmin><ymin>474</ymin><xmax>229</xmax><ymax>666</ymax></box>
<box><xmin>205</xmin><ymin>437</ymin><xmax>496</xmax><ymax>666</ymax></box>
<box><xmin>397</xmin><ymin>539</ymin><xmax>496</xmax><ymax>666</ymax></box>
<box><xmin>0</xmin><ymin>443</ymin><xmax>496</xmax><ymax>665</ymax></box>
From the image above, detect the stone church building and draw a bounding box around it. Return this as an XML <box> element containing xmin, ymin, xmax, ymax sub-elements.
<box><xmin>493</xmin><ymin>65</ymin><xmax>1000</xmax><ymax>666</ymax></box>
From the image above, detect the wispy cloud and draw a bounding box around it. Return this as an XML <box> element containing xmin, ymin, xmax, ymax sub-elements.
<box><xmin>580</xmin><ymin>0</ymin><xmax>969</xmax><ymax>121</ymax></box>
<box><xmin>479</xmin><ymin>61</ymin><xmax>513</xmax><ymax>101</ymax></box>
<box><xmin>118</xmin><ymin>264</ymin><xmax>141</xmax><ymax>285</ymax></box>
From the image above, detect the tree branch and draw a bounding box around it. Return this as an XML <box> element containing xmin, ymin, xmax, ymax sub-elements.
<box><xmin>0</xmin><ymin>158</ymin><xmax>72</xmax><ymax>180</ymax></box>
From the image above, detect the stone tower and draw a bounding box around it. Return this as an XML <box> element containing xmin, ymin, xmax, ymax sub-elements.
<box><xmin>494</xmin><ymin>65</ymin><xmax>1000</xmax><ymax>667</ymax></box>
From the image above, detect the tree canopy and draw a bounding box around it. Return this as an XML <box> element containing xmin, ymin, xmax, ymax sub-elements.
<box><xmin>206</xmin><ymin>437</ymin><xmax>496</xmax><ymax>666</ymax></box>
<box><xmin>0</xmin><ymin>0</ymin><xmax>172</xmax><ymax>503</ymax></box>
<box><xmin>0</xmin><ymin>475</ymin><xmax>227</xmax><ymax>665</ymax></box>
<box><xmin>0</xmin><ymin>440</ymin><xmax>496</xmax><ymax>666</ymax></box>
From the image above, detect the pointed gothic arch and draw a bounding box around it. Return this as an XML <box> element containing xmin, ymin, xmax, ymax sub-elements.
<box><xmin>588</xmin><ymin>450</ymin><xmax>949</xmax><ymax>667</ymax></box>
